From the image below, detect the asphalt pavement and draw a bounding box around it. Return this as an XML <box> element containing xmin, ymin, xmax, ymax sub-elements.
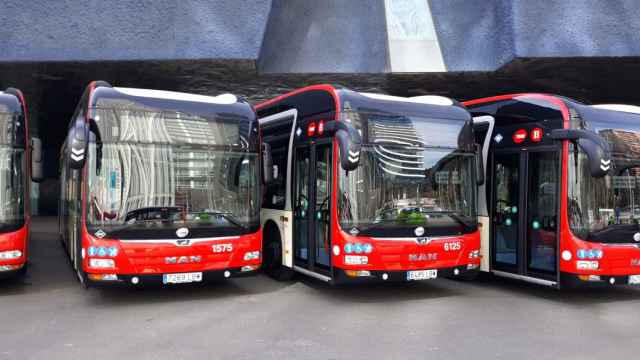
<box><xmin>1</xmin><ymin>217</ymin><xmax>640</xmax><ymax>360</ymax></box>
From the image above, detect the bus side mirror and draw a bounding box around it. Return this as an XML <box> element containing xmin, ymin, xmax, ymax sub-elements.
<box><xmin>262</xmin><ymin>142</ymin><xmax>273</xmax><ymax>184</ymax></box>
<box><xmin>550</xmin><ymin>129</ymin><xmax>611</xmax><ymax>177</ymax></box>
<box><xmin>30</xmin><ymin>137</ymin><xmax>44</xmax><ymax>182</ymax></box>
<box><xmin>475</xmin><ymin>144</ymin><xmax>485</xmax><ymax>186</ymax></box>
<box><xmin>324</xmin><ymin>121</ymin><xmax>362</xmax><ymax>171</ymax></box>
<box><xmin>68</xmin><ymin>119</ymin><xmax>89</xmax><ymax>170</ymax></box>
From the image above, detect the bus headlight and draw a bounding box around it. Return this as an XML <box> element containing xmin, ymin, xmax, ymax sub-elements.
<box><xmin>0</xmin><ymin>250</ymin><xmax>22</xmax><ymax>260</ymax></box>
<box><xmin>576</xmin><ymin>260</ymin><xmax>599</xmax><ymax>270</ymax></box>
<box><xmin>89</xmin><ymin>258</ymin><xmax>115</xmax><ymax>269</ymax></box>
<box><xmin>243</xmin><ymin>251</ymin><xmax>260</xmax><ymax>261</ymax></box>
<box><xmin>345</xmin><ymin>255</ymin><xmax>368</xmax><ymax>265</ymax></box>
<box><xmin>468</xmin><ymin>250</ymin><xmax>480</xmax><ymax>259</ymax></box>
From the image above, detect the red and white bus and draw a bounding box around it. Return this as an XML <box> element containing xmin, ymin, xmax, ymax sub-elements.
<box><xmin>467</xmin><ymin>93</ymin><xmax>640</xmax><ymax>287</ymax></box>
<box><xmin>257</xmin><ymin>85</ymin><xmax>482</xmax><ymax>283</ymax></box>
<box><xmin>0</xmin><ymin>88</ymin><xmax>43</xmax><ymax>278</ymax></box>
<box><xmin>59</xmin><ymin>81</ymin><xmax>262</xmax><ymax>287</ymax></box>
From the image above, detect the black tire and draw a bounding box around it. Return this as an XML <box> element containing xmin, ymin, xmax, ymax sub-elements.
<box><xmin>262</xmin><ymin>222</ymin><xmax>294</xmax><ymax>281</ymax></box>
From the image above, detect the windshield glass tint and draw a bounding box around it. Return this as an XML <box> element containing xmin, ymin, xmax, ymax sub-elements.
<box><xmin>0</xmin><ymin>147</ymin><xmax>24</xmax><ymax>229</ymax></box>
<box><xmin>93</xmin><ymin>108</ymin><xmax>247</xmax><ymax>147</ymax></box>
<box><xmin>86</xmin><ymin>142</ymin><xmax>259</xmax><ymax>237</ymax></box>
<box><xmin>568</xmin><ymin>147</ymin><xmax>640</xmax><ymax>243</ymax></box>
<box><xmin>339</xmin><ymin>146</ymin><xmax>476</xmax><ymax>235</ymax></box>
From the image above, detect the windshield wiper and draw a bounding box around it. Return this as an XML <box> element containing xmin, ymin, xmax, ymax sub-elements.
<box><xmin>203</xmin><ymin>211</ymin><xmax>247</xmax><ymax>230</ymax></box>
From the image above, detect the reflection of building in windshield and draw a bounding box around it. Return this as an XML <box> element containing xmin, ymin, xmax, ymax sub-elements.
<box><xmin>369</xmin><ymin>115</ymin><xmax>425</xmax><ymax>178</ymax></box>
<box><xmin>92</xmin><ymin>109</ymin><xmax>252</xmax><ymax>223</ymax></box>
<box><xmin>599</xmin><ymin>129</ymin><xmax>640</xmax><ymax>160</ymax></box>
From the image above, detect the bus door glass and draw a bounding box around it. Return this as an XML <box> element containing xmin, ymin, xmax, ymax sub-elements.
<box><xmin>314</xmin><ymin>142</ymin><xmax>332</xmax><ymax>268</ymax></box>
<box><xmin>492</xmin><ymin>149</ymin><xmax>559</xmax><ymax>279</ymax></box>
<box><xmin>294</xmin><ymin>147</ymin><xmax>311</xmax><ymax>263</ymax></box>
<box><xmin>293</xmin><ymin>141</ymin><xmax>333</xmax><ymax>272</ymax></box>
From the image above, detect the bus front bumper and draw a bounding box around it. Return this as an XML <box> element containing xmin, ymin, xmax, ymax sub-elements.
<box><xmin>332</xmin><ymin>264</ymin><xmax>479</xmax><ymax>285</ymax></box>
<box><xmin>561</xmin><ymin>272</ymin><xmax>640</xmax><ymax>288</ymax></box>
<box><xmin>86</xmin><ymin>266</ymin><xmax>259</xmax><ymax>287</ymax></box>
<box><xmin>0</xmin><ymin>262</ymin><xmax>26</xmax><ymax>279</ymax></box>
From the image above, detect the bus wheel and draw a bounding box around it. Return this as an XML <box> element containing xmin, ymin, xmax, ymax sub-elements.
<box><xmin>262</xmin><ymin>222</ymin><xmax>294</xmax><ymax>281</ymax></box>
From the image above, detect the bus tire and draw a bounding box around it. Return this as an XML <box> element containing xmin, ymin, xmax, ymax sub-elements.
<box><xmin>262</xmin><ymin>221</ymin><xmax>294</xmax><ymax>281</ymax></box>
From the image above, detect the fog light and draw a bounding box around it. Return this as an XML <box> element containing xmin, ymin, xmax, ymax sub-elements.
<box><xmin>454</xmin><ymin>268</ymin><xmax>460</xmax><ymax>276</ymax></box>
<box><xmin>344</xmin><ymin>255</ymin><xmax>368</xmax><ymax>265</ymax></box>
<box><xmin>0</xmin><ymin>250</ymin><xmax>22</xmax><ymax>260</ymax></box>
<box><xmin>131</xmin><ymin>276</ymin><xmax>139</xmax><ymax>285</ymax></box>
<box><xmin>345</xmin><ymin>270</ymin><xmax>371</xmax><ymax>277</ymax></box>
<box><xmin>224</xmin><ymin>271</ymin><xmax>231</xmax><ymax>278</ymax></box>
<box><xmin>467</xmin><ymin>263</ymin><xmax>479</xmax><ymax>270</ymax></box>
<box><xmin>241</xmin><ymin>265</ymin><xmax>258</xmax><ymax>272</ymax></box>
<box><xmin>382</xmin><ymin>273</ymin><xmax>389</xmax><ymax>280</ymax></box>
<box><xmin>610</xmin><ymin>277</ymin><xmax>616</xmax><ymax>285</ymax></box>
<box><xmin>89</xmin><ymin>258</ymin><xmax>115</xmax><ymax>269</ymax></box>
<box><xmin>243</xmin><ymin>251</ymin><xmax>261</xmax><ymax>261</ymax></box>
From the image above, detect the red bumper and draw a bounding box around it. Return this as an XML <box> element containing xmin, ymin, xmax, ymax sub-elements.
<box><xmin>81</xmin><ymin>229</ymin><xmax>262</xmax><ymax>276</ymax></box>
<box><xmin>0</xmin><ymin>225</ymin><xmax>28</xmax><ymax>271</ymax></box>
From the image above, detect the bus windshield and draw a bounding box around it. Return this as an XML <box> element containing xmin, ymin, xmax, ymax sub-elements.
<box><xmin>338</xmin><ymin>147</ymin><xmax>476</xmax><ymax>237</ymax></box>
<box><xmin>85</xmin><ymin>109</ymin><xmax>259</xmax><ymax>239</ymax></box>
<box><xmin>0</xmin><ymin>145</ymin><xmax>25</xmax><ymax>231</ymax></box>
<box><xmin>569</xmin><ymin>148</ymin><xmax>640</xmax><ymax>243</ymax></box>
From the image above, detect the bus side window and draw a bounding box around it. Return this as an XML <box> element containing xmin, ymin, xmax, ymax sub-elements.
<box><xmin>265</xmin><ymin>149</ymin><xmax>287</xmax><ymax>209</ymax></box>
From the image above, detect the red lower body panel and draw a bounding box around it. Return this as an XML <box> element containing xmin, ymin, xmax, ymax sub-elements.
<box><xmin>81</xmin><ymin>229</ymin><xmax>262</xmax><ymax>284</ymax></box>
<box><xmin>0</xmin><ymin>225</ymin><xmax>28</xmax><ymax>273</ymax></box>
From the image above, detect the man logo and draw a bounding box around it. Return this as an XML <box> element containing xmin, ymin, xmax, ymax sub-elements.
<box><xmin>175</xmin><ymin>239</ymin><xmax>191</xmax><ymax>246</ymax></box>
<box><xmin>416</xmin><ymin>237</ymin><xmax>432</xmax><ymax>245</ymax></box>
<box><xmin>176</xmin><ymin>227</ymin><xmax>189</xmax><ymax>238</ymax></box>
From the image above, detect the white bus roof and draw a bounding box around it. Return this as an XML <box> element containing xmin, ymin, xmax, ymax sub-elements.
<box><xmin>113</xmin><ymin>87</ymin><xmax>237</xmax><ymax>105</ymax></box>
<box><xmin>591</xmin><ymin>104</ymin><xmax>640</xmax><ymax>115</ymax></box>
<box><xmin>360</xmin><ymin>92</ymin><xmax>455</xmax><ymax>106</ymax></box>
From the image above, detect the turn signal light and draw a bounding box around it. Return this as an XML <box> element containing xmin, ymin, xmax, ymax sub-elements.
<box><xmin>345</xmin><ymin>270</ymin><xmax>371</xmax><ymax>277</ymax></box>
<box><xmin>88</xmin><ymin>273</ymin><xmax>118</xmax><ymax>281</ymax></box>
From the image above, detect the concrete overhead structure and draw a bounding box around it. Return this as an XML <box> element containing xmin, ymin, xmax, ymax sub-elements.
<box><xmin>2</xmin><ymin>0</ymin><xmax>640</xmax><ymax>215</ymax></box>
<box><xmin>2</xmin><ymin>0</ymin><xmax>640</xmax><ymax>73</ymax></box>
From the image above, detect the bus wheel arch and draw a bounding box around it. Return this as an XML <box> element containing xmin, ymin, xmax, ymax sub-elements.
<box><xmin>262</xmin><ymin>220</ymin><xmax>294</xmax><ymax>281</ymax></box>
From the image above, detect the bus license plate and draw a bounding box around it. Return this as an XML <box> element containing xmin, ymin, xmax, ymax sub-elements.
<box><xmin>629</xmin><ymin>275</ymin><xmax>640</xmax><ymax>285</ymax></box>
<box><xmin>163</xmin><ymin>272</ymin><xmax>203</xmax><ymax>284</ymax></box>
<box><xmin>406</xmin><ymin>269</ymin><xmax>437</xmax><ymax>281</ymax></box>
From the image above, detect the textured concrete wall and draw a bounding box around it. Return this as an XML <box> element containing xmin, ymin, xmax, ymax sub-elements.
<box><xmin>513</xmin><ymin>0</ymin><xmax>640</xmax><ymax>57</ymax></box>
<box><xmin>431</xmin><ymin>0</ymin><xmax>640</xmax><ymax>71</ymax></box>
<box><xmin>429</xmin><ymin>0</ymin><xmax>514</xmax><ymax>71</ymax></box>
<box><xmin>0</xmin><ymin>0</ymin><xmax>272</xmax><ymax>61</ymax></box>
<box><xmin>258</xmin><ymin>0</ymin><xmax>389</xmax><ymax>73</ymax></box>
<box><xmin>2</xmin><ymin>0</ymin><xmax>640</xmax><ymax>71</ymax></box>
